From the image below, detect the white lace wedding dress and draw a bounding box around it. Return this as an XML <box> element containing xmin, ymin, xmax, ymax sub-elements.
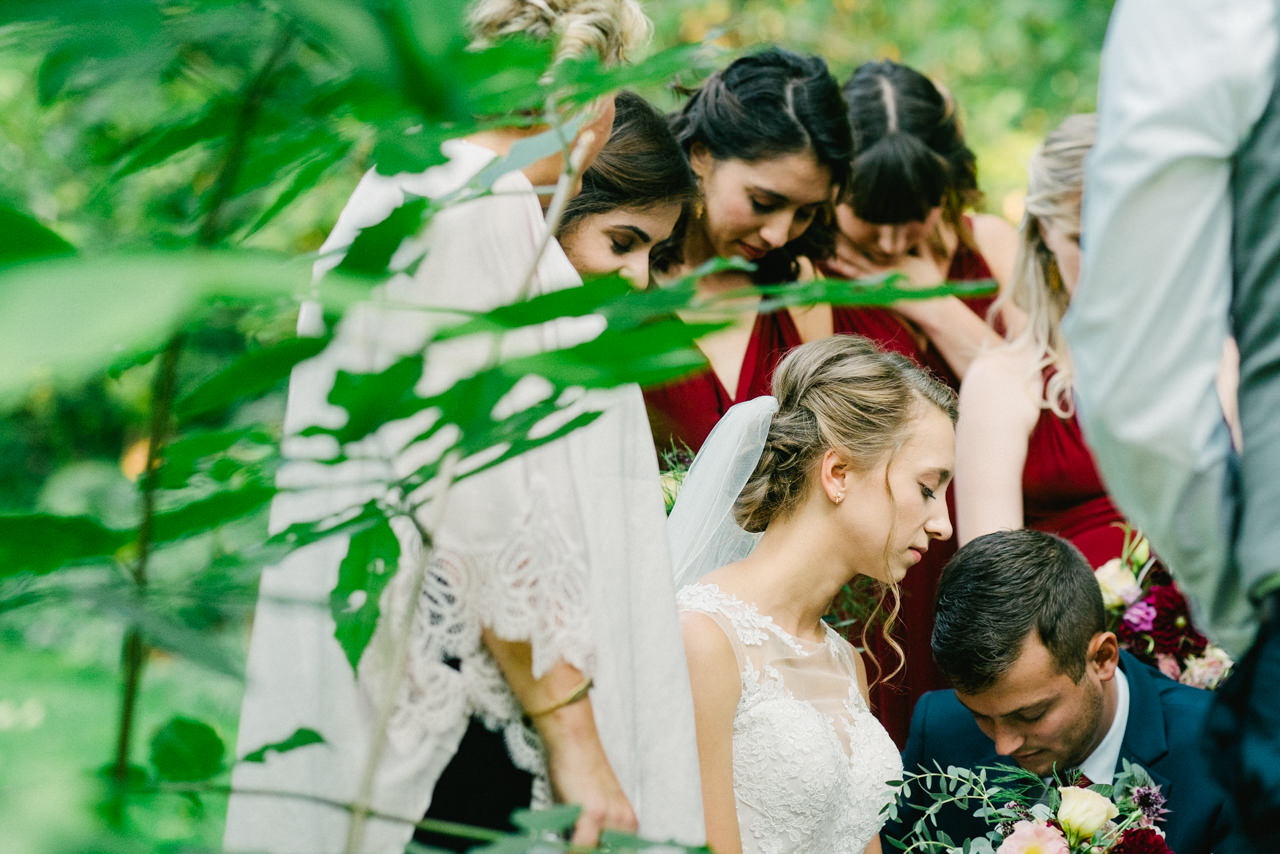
<box><xmin>678</xmin><ymin>582</ymin><xmax>903</xmax><ymax>854</ymax></box>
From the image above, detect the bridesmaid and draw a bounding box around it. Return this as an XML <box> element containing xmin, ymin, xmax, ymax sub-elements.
<box><xmin>954</xmin><ymin>115</ymin><xmax>1121</xmax><ymax>558</ymax></box>
<box><xmin>814</xmin><ymin>60</ymin><xmax>1018</xmax><ymax>747</ymax></box>
<box><xmin>818</xmin><ymin>59</ymin><xmax>1018</xmax><ymax>384</ymax></box>
<box><xmin>556</xmin><ymin>90</ymin><xmax>698</xmax><ymax>285</ymax></box>
<box><xmin>644</xmin><ymin>47</ymin><xmax>854</xmax><ymax>461</ymax></box>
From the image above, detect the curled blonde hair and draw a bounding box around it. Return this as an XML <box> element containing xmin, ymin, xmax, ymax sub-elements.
<box><xmin>734</xmin><ymin>335</ymin><xmax>957</xmax><ymax>683</ymax></box>
<box><xmin>993</xmin><ymin>113</ymin><xmax>1096</xmax><ymax>417</ymax></box>
<box><xmin>466</xmin><ymin>0</ymin><xmax>652</xmax><ymax>66</ymax></box>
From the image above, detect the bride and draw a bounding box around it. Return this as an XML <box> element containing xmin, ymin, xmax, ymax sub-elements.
<box><xmin>671</xmin><ymin>334</ymin><xmax>957</xmax><ymax>854</ymax></box>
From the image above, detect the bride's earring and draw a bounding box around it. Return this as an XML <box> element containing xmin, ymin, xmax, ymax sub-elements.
<box><xmin>832</xmin><ymin>491</ymin><xmax>845</xmax><ymax>505</ymax></box>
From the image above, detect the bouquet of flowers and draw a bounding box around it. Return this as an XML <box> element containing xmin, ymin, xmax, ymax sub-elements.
<box><xmin>884</xmin><ymin>760</ymin><xmax>1174</xmax><ymax>853</ymax></box>
<box><xmin>1093</xmin><ymin>530</ymin><xmax>1232</xmax><ymax>690</ymax></box>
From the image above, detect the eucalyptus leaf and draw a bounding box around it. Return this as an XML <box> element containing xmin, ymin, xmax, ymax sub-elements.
<box><xmin>335</xmin><ymin>196</ymin><xmax>430</xmax><ymax>277</ymax></box>
<box><xmin>244</xmin><ymin>143</ymin><xmax>354</xmax><ymax>239</ymax></box>
<box><xmin>159</xmin><ymin>427</ymin><xmax>276</xmax><ymax>491</ymax></box>
<box><xmin>510</xmin><ymin>804</ymin><xmax>580</xmax><ymax>834</ymax></box>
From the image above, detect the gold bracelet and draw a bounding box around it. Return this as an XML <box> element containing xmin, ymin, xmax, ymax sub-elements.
<box><xmin>525</xmin><ymin>676</ymin><xmax>594</xmax><ymax>718</ymax></box>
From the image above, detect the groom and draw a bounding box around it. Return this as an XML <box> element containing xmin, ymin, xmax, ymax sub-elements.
<box><xmin>886</xmin><ymin>530</ymin><xmax>1244</xmax><ymax>854</ymax></box>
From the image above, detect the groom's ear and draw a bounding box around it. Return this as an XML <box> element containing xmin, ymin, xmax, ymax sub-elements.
<box><xmin>1087</xmin><ymin>631</ymin><xmax>1120</xmax><ymax>681</ymax></box>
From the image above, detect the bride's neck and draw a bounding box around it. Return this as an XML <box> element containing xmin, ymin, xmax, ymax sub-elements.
<box><xmin>729</xmin><ymin>519</ymin><xmax>849</xmax><ymax>642</ymax></box>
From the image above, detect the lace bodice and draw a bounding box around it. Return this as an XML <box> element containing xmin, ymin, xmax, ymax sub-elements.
<box><xmin>678</xmin><ymin>583</ymin><xmax>902</xmax><ymax>854</ymax></box>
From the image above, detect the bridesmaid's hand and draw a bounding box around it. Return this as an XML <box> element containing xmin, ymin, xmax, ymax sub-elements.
<box><xmin>539</xmin><ymin>700</ymin><xmax>638</xmax><ymax>846</ymax></box>
<box><xmin>819</xmin><ymin>227</ymin><xmax>888</xmax><ymax>280</ymax></box>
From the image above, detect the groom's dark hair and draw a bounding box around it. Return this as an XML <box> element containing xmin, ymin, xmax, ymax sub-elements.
<box><xmin>932</xmin><ymin>530</ymin><xmax>1106</xmax><ymax>694</ymax></box>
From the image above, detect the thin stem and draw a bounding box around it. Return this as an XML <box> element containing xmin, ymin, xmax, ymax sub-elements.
<box><xmin>197</xmin><ymin>20</ymin><xmax>296</xmax><ymax>246</ymax></box>
<box><xmin>109</xmin><ymin>333</ymin><xmax>183</xmax><ymax>820</ymax></box>
<box><xmin>342</xmin><ymin>453</ymin><xmax>462</xmax><ymax>853</ymax></box>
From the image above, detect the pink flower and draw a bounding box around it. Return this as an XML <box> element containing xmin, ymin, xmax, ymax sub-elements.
<box><xmin>1123</xmin><ymin>601</ymin><xmax>1156</xmax><ymax>632</ymax></box>
<box><xmin>997</xmin><ymin>820</ymin><xmax>1069</xmax><ymax>854</ymax></box>
<box><xmin>1155</xmin><ymin>653</ymin><xmax>1181</xmax><ymax>680</ymax></box>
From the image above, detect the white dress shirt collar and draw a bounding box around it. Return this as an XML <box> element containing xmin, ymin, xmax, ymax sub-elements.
<box><xmin>1079</xmin><ymin>668</ymin><xmax>1130</xmax><ymax>785</ymax></box>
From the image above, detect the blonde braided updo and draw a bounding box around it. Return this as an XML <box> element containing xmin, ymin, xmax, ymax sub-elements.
<box><xmin>734</xmin><ymin>335</ymin><xmax>956</xmax><ymax>534</ymax></box>
<box><xmin>466</xmin><ymin>0</ymin><xmax>652</xmax><ymax>66</ymax></box>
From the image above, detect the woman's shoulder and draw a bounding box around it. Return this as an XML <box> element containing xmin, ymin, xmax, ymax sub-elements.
<box><xmin>966</xmin><ymin>213</ymin><xmax>1019</xmax><ymax>288</ymax></box>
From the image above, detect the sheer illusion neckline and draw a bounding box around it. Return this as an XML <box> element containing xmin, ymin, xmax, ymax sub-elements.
<box><xmin>685</xmin><ymin>582</ymin><xmax>836</xmax><ymax>654</ymax></box>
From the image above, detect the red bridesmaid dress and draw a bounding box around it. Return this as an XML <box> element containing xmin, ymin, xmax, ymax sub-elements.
<box><xmin>644</xmin><ymin>309</ymin><xmax>803</xmax><ymax>462</ymax></box>
<box><xmin>1023</xmin><ymin>395</ymin><xmax>1127</xmax><ymax>568</ymax></box>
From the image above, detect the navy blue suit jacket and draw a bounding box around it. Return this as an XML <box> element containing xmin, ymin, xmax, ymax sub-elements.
<box><xmin>886</xmin><ymin>652</ymin><xmax>1243</xmax><ymax>854</ymax></box>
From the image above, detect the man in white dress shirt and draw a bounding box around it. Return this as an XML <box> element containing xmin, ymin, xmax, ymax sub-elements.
<box><xmin>1064</xmin><ymin>1</ymin><xmax>1280</xmax><ymax>846</ymax></box>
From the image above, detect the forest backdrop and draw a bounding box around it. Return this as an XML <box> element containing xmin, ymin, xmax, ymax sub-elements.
<box><xmin>0</xmin><ymin>2</ymin><xmax>1112</xmax><ymax>852</ymax></box>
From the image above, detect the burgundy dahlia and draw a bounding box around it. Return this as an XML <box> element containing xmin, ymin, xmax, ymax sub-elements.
<box><xmin>1145</xmin><ymin>585</ymin><xmax>1208</xmax><ymax>656</ymax></box>
<box><xmin>1110</xmin><ymin>826</ymin><xmax>1174</xmax><ymax>854</ymax></box>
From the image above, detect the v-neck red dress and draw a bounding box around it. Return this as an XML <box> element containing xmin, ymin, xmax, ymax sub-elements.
<box><xmin>643</xmin><ymin>309</ymin><xmax>803</xmax><ymax>463</ymax></box>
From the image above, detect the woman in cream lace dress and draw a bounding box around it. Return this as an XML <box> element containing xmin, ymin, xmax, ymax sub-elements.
<box><xmin>670</xmin><ymin>335</ymin><xmax>958</xmax><ymax>854</ymax></box>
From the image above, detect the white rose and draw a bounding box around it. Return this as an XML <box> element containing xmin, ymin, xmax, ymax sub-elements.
<box><xmin>1094</xmin><ymin>558</ymin><xmax>1141</xmax><ymax>609</ymax></box>
<box><xmin>1057</xmin><ymin>786</ymin><xmax>1119</xmax><ymax>841</ymax></box>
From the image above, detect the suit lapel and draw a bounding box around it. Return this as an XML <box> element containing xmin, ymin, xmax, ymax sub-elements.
<box><xmin>1116</xmin><ymin>652</ymin><xmax>1173</xmax><ymax>793</ymax></box>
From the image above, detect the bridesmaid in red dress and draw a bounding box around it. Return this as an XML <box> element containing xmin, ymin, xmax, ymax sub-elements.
<box><xmin>643</xmin><ymin>48</ymin><xmax>854</xmax><ymax>461</ymax></box>
<box><xmin>809</xmin><ymin>61</ymin><xmax>1019</xmax><ymax>746</ymax></box>
<box><xmin>955</xmin><ymin>116</ymin><xmax>1125</xmax><ymax>560</ymax></box>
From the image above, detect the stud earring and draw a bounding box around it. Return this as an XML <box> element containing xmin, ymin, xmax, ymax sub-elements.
<box><xmin>832</xmin><ymin>491</ymin><xmax>845</xmax><ymax>505</ymax></box>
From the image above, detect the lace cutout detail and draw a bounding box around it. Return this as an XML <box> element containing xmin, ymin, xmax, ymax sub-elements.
<box><xmin>384</xmin><ymin>469</ymin><xmax>594</xmax><ymax>791</ymax></box>
<box><xmin>679</xmin><ymin>583</ymin><xmax>903</xmax><ymax>853</ymax></box>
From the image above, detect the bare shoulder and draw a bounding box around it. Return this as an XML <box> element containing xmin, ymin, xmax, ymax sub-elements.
<box><xmin>680</xmin><ymin>611</ymin><xmax>738</xmax><ymax>671</ymax></box>
<box><xmin>680</xmin><ymin>610</ymin><xmax>742</xmax><ymax>709</ymax></box>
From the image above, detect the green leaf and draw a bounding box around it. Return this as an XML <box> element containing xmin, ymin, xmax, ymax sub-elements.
<box><xmin>0</xmin><ymin>206</ymin><xmax>75</xmax><ymax>267</ymax></box>
<box><xmin>176</xmin><ymin>336</ymin><xmax>330</xmax><ymax>418</ymax></box>
<box><xmin>240</xmin><ymin>728</ymin><xmax>326</xmax><ymax>763</ymax></box>
<box><xmin>510</xmin><ymin>804</ymin><xmax>580</xmax><ymax>834</ymax></box>
<box><xmin>0</xmin><ymin>250</ymin><xmax>325</xmax><ymax>409</ymax></box>
<box><xmin>330</xmin><ymin>518</ymin><xmax>402</xmax><ymax>672</ymax></box>
<box><xmin>113</xmin><ymin>103</ymin><xmax>233</xmax><ymax>179</ymax></box>
<box><xmin>151</xmin><ymin>484</ymin><xmax>275</xmax><ymax>543</ymax></box>
<box><xmin>243</xmin><ymin>143</ymin><xmax>354</xmax><ymax>239</ymax></box>
<box><xmin>91</xmin><ymin>587</ymin><xmax>245</xmax><ymax>677</ymax></box>
<box><xmin>158</xmin><ymin>426</ymin><xmax>275</xmax><ymax>490</ymax></box>
<box><xmin>334</xmin><ymin>196</ymin><xmax>430</xmax><ymax>277</ymax></box>
<box><xmin>0</xmin><ymin>513</ymin><xmax>130</xmax><ymax>578</ymax></box>
<box><xmin>149</xmin><ymin>717</ymin><xmax>225</xmax><ymax>782</ymax></box>
<box><xmin>304</xmin><ymin>354</ymin><xmax>425</xmax><ymax>446</ymax></box>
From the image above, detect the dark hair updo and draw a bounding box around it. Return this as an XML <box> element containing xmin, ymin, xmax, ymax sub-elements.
<box><xmin>843</xmin><ymin>60</ymin><xmax>980</xmax><ymax>228</ymax></box>
<box><xmin>558</xmin><ymin>91</ymin><xmax>697</xmax><ymax>236</ymax></box>
<box><xmin>661</xmin><ymin>47</ymin><xmax>854</xmax><ymax>283</ymax></box>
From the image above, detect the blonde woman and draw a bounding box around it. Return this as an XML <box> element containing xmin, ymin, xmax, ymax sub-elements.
<box><xmin>225</xmin><ymin>3</ymin><xmax>705</xmax><ymax>852</ymax></box>
<box><xmin>670</xmin><ymin>335</ymin><xmax>956</xmax><ymax>854</ymax></box>
<box><xmin>954</xmin><ymin>114</ymin><xmax>1129</xmax><ymax>565</ymax></box>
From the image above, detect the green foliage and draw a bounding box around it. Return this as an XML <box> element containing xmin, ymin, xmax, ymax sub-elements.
<box><xmin>330</xmin><ymin>518</ymin><xmax>403</xmax><ymax>672</ymax></box>
<box><xmin>149</xmin><ymin>717</ymin><xmax>226</xmax><ymax>782</ymax></box>
<box><xmin>240</xmin><ymin>727</ymin><xmax>326</xmax><ymax>763</ymax></box>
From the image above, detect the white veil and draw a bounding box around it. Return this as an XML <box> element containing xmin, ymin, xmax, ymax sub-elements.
<box><xmin>668</xmin><ymin>396</ymin><xmax>779</xmax><ymax>590</ymax></box>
